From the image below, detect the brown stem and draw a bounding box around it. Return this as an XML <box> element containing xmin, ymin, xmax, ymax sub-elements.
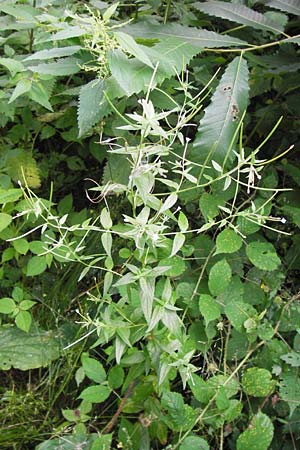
<box><xmin>102</xmin><ymin>381</ymin><xmax>135</xmax><ymax>434</ymax></box>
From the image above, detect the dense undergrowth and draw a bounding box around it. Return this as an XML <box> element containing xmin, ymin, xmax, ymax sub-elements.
<box><xmin>0</xmin><ymin>1</ymin><xmax>300</xmax><ymax>449</ymax></box>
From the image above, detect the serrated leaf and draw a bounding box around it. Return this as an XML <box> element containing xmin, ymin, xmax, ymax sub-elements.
<box><xmin>0</xmin><ymin>57</ymin><xmax>24</xmax><ymax>76</ymax></box>
<box><xmin>216</xmin><ymin>228</ymin><xmax>243</xmax><ymax>254</ymax></box>
<box><xmin>9</xmin><ymin>78</ymin><xmax>32</xmax><ymax>103</ymax></box>
<box><xmin>192</xmin><ymin>56</ymin><xmax>249</xmax><ymax>167</ymax></box>
<box><xmin>265</xmin><ymin>0</ymin><xmax>300</xmax><ymax>16</ymax></box>
<box><xmin>199</xmin><ymin>294</ymin><xmax>221</xmax><ymax>326</ymax></box>
<box><xmin>115</xmin><ymin>31</ymin><xmax>153</xmax><ymax>67</ymax></box>
<box><xmin>0</xmin><ymin>326</ymin><xmax>60</xmax><ymax>370</ymax></box>
<box><xmin>246</xmin><ymin>241</ymin><xmax>280</xmax><ymax>271</ymax></box>
<box><xmin>28</xmin><ymin>57</ymin><xmax>80</xmax><ymax>76</ymax></box>
<box><xmin>0</xmin><ymin>213</ymin><xmax>12</xmax><ymax>232</ymax></box>
<box><xmin>79</xmin><ymin>385</ymin><xmax>111</xmax><ymax>403</ymax></box>
<box><xmin>279</xmin><ymin>373</ymin><xmax>300</xmax><ymax>416</ymax></box>
<box><xmin>78</xmin><ymin>78</ymin><xmax>109</xmax><ymax>137</ymax></box>
<box><xmin>194</xmin><ymin>1</ymin><xmax>284</xmax><ymax>34</ymax></box>
<box><xmin>242</xmin><ymin>368</ymin><xmax>275</xmax><ymax>397</ymax></box>
<box><xmin>29</xmin><ymin>81</ymin><xmax>53</xmax><ymax>111</ymax></box>
<box><xmin>24</xmin><ymin>46</ymin><xmax>82</xmax><ymax>61</ymax></box>
<box><xmin>208</xmin><ymin>259</ymin><xmax>232</xmax><ymax>296</ymax></box>
<box><xmin>125</xmin><ymin>22</ymin><xmax>250</xmax><ymax>48</ymax></box>
<box><xmin>280</xmin><ymin>351</ymin><xmax>300</xmax><ymax>367</ymax></box>
<box><xmin>237</xmin><ymin>412</ymin><xmax>274</xmax><ymax>450</ymax></box>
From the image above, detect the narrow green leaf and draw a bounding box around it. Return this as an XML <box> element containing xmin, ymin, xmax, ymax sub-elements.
<box><xmin>192</xmin><ymin>55</ymin><xmax>249</xmax><ymax>167</ymax></box>
<box><xmin>29</xmin><ymin>82</ymin><xmax>53</xmax><ymax>111</ymax></box>
<box><xmin>125</xmin><ymin>22</ymin><xmax>250</xmax><ymax>48</ymax></box>
<box><xmin>9</xmin><ymin>78</ymin><xmax>32</xmax><ymax>103</ymax></box>
<box><xmin>24</xmin><ymin>46</ymin><xmax>82</xmax><ymax>61</ymax></box>
<box><xmin>0</xmin><ymin>57</ymin><xmax>24</xmax><ymax>76</ymax></box>
<box><xmin>28</xmin><ymin>57</ymin><xmax>80</xmax><ymax>76</ymax></box>
<box><xmin>194</xmin><ymin>1</ymin><xmax>284</xmax><ymax>34</ymax></box>
<box><xmin>115</xmin><ymin>31</ymin><xmax>153</xmax><ymax>67</ymax></box>
<box><xmin>266</xmin><ymin>0</ymin><xmax>300</xmax><ymax>16</ymax></box>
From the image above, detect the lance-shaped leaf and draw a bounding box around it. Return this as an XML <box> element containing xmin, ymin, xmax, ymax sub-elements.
<box><xmin>194</xmin><ymin>1</ymin><xmax>284</xmax><ymax>34</ymax></box>
<box><xmin>265</xmin><ymin>0</ymin><xmax>300</xmax><ymax>16</ymax></box>
<box><xmin>140</xmin><ymin>277</ymin><xmax>155</xmax><ymax>324</ymax></box>
<box><xmin>124</xmin><ymin>22</ymin><xmax>250</xmax><ymax>48</ymax></box>
<box><xmin>192</xmin><ymin>55</ymin><xmax>249</xmax><ymax>167</ymax></box>
<box><xmin>78</xmin><ymin>78</ymin><xmax>108</xmax><ymax>137</ymax></box>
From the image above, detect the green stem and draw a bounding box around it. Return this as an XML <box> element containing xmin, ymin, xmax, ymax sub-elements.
<box><xmin>164</xmin><ymin>0</ymin><xmax>172</xmax><ymax>24</ymax></box>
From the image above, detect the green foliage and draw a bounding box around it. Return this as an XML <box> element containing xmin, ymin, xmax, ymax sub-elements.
<box><xmin>0</xmin><ymin>0</ymin><xmax>299</xmax><ymax>448</ymax></box>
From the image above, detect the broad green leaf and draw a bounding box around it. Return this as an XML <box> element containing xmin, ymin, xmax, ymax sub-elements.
<box><xmin>279</xmin><ymin>373</ymin><xmax>300</xmax><ymax>416</ymax></box>
<box><xmin>91</xmin><ymin>435</ymin><xmax>113</xmax><ymax>450</ymax></box>
<box><xmin>0</xmin><ymin>57</ymin><xmax>24</xmax><ymax>76</ymax></box>
<box><xmin>108</xmin><ymin>365</ymin><xmax>124</xmax><ymax>389</ymax></box>
<box><xmin>115</xmin><ymin>31</ymin><xmax>153</xmax><ymax>67</ymax></box>
<box><xmin>15</xmin><ymin>310</ymin><xmax>32</xmax><ymax>333</ymax></box>
<box><xmin>12</xmin><ymin>238</ymin><xmax>29</xmax><ymax>255</ymax></box>
<box><xmin>208</xmin><ymin>259</ymin><xmax>232</xmax><ymax>296</ymax></box>
<box><xmin>246</xmin><ymin>241</ymin><xmax>280</xmax><ymax>271</ymax></box>
<box><xmin>158</xmin><ymin>256</ymin><xmax>186</xmax><ymax>277</ymax></box>
<box><xmin>125</xmin><ymin>22</ymin><xmax>250</xmax><ymax>48</ymax></box>
<box><xmin>81</xmin><ymin>353</ymin><xmax>106</xmax><ymax>383</ymax></box>
<box><xmin>194</xmin><ymin>1</ymin><xmax>284</xmax><ymax>34</ymax></box>
<box><xmin>28</xmin><ymin>57</ymin><xmax>80</xmax><ymax>76</ymax></box>
<box><xmin>38</xmin><ymin>26</ymin><xmax>86</xmax><ymax>43</ymax></box>
<box><xmin>0</xmin><ymin>297</ymin><xmax>16</xmax><ymax>314</ymax></box>
<box><xmin>24</xmin><ymin>46</ymin><xmax>82</xmax><ymax>61</ymax></box>
<box><xmin>280</xmin><ymin>351</ymin><xmax>300</xmax><ymax>367</ymax></box>
<box><xmin>216</xmin><ymin>228</ymin><xmax>243</xmax><ymax>254</ymax></box>
<box><xmin>161</xmin><ymin>391</ymin><xmax>198</xmax><ymax>431</ymax></box>
<box><xmin>9</xmin><ymin>78</ymin><xmax>32</xmax><ymax>103</ymax></box>
<box><xmin>36</xmin><ymin>434</ymin><xmax>99</xmax><ymax>450</ymax></box>
<box><xmin>192</xmin><ymin>56</ymin><xmax>249</xmax><ymax>167</ymax></box>
<box><xmin>0</xmin><ymin>4</ymin><xmax>38</xmax><ymax>22</ymax></box>
<box><xmin>225</xmin><ymin>301</ymin><xmax>256</xmax><ymax>332</ymax></box>
<box><xmin>0</xmin><ymin>188</ymin><xmax>22</xmax><ymax>204</ymax></box>
<box><xmin>29</xmin><ymin>81</ymin><xmax>53</xmax><ymax>111</ymax></box>
<box><xmin>179</xmin><ymin>436</ymin><xmax>209</xmax><ymax>450</ymax></box>
<box><xmin>199</xmin><ymin>294</ymin><xmax>221</xmax><ymax>326</ymax></box>
<box><xmin>199</xmin><ymin>192</ymin><xmax>224</xmax><ymax>220</ymax></box>
<box><xmin>242</xmin><ymin>368</ymin><xmax>275</xmax><ymax>397</ymax></box>
<box><xmin>0</xmin><ymin>212</ymin><xmax>12</xmax><ymax>232</ymax></box>
<box><xmin>0</xmin><ymin>325</ymin><xmax>60</xmax><ymax>370</ymax></box>
<box><xmin>78</xmin><ymin>78</ymin><xmax>109</xmax><ymax>137</ymax></box>
<box><xmin>26</xmin><ymin>255</ymin><xmax>47</xmax><ymax>276</ymax></box>
<box><xmin>237</xmin><ymin>412</ymin><xmax>274</xmax><ymax>450</ymax></box>
<box><xmin>79</xmin><ymin>385</ymin><xmax>111</xmax><ymax>403</ymax></box>
<box><xmin>266</xmin><ymin>0</ymin><xmax>300</xmax><ymax>15</ymax></box>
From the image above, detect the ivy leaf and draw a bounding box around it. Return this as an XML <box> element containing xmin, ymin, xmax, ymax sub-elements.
<box><xmin>242</xmin><ymin>368</ymin><xmax>275</xmax><ymax>397</ymax></box>
<box><xmin>79</xmin><ymin>385</ymin><xmax>111</xmax><ymax>403</ymax></box>
<box><xmin>215</xmin><ymin>228</ymin><xmax>243</xmax><ymax>254</ymax></box>
<box><xmin>194</xmin><ymin>1</ymin><xmax>284</xmax><ymax>34</ymax></box>
<box><xmin>236</xmin><ymin>412</ymin><xmax>274</xmax><ymax>450</ymax></box>
<box><xmin>192</xmin><ymin>55</ymin><xmax>249</xmax><ymax>167</ymax></box>
<box><xmin>246</xmin><ymin>241</ymin><xmax>280</xmax><ymax>271</ymax></box>
<box><xmin>208</xmin><ymin>259</ymin><xmax>232</xmax><ymax>296</ymax></box>
<box><xmin>265</xmin><ymin>0</ymin><xmax>300</xmax><ymax>16</ymax></box>
<box><xmin>199</xmin><ymin>294</ymin><xmax>221</xmax><ymax>326</ymax></box>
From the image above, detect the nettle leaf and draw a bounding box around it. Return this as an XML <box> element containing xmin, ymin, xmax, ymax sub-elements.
<box><xmin>28</xmin><ymin>57</ymin><xmax>81</xmax><ymax>76</ymax></box>
<box><xmin>29</xmin><ymin>81</ymin><xmax>53</xmax><ymax>111</ymax></box>
<box><xmin>9</xmin><ymin>78</ymin><xmax>32</xmax><ymax>103</ymax></box>
<box><xmin>279</xmin><ymin>372</ymin><xmax>300</xmax><ymax>416</ymax></box>
<box><xmin>179</xmin><ymin>436</ymin><xmax>209</xmax><ymax>450</ymax></box>
<box><xmin>199</xmin><ymin>294</ymin><xmax>221</xmax><ymax>326</ymax></box>
<box><xmin>125</xmin><ymin>22</ymin><xmax>250</xmax><ymax>48</ymax></box>
<box><xmin>78</xmin><ymin>78</ymin><xmax>109</xmax><ymax>137</ymax></box>
<box><xmin>24</xmin><ymin>46</ymin><xmax>82</xmax><ymax>61</ymax></box>
<box><xmin>208</xmin><ymin>259</ymin><xmax>232</xmax><ymax>296</ymax></box>
<box><xmin>236</xmin><ymin>412</ymin><xmax>274</xmax><ymax>450</ymax></box>
<box><xmin>280</xmin><ymin>351</ymin><xmax>300</xmax><ymax>367</ymax></box>
<box><xmin>115</xmin><ymin>31</ymin><xmax>153</xmax><ymax>67</ymax></box>
<box><xmin>192</xmin><ymin>56</ymin><xmax>249</xmax><ymax>167</ymax></box>
<box><xmin>246</xmin><ymin>242</ymin><xmax>280</xmax><ymax>271</ymax></box>
<box><xmin>194</xmin><ymin>1</ymin><xmax>284</xmax><ymax>34</ymax></box>
<box><xmin>0</xmin><ymin>326</ymin><xmax>60</xmax><ymax>370</ymax></box>
<box><xmin>216</xmin><ymin>228</ymin><xmax>243</xmax><ymax>254</ymax></box>
<box><xmin>0</xmin><ymin>57</ymin><xmax>24</xmax><ymax>76</ymax></box>
<box><xmin>242</xmin><ymin>368</ymin><xmax>275</xmax><ymax>397</ymax></box>
<box><xmin>266</xmin><ymin>0</ymin><xmax>300</xmax><ymax>16</ymax></box>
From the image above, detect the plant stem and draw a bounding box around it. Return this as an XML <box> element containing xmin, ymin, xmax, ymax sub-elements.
<box><xmin>164</xmin><ymin>0</ymin><xmax>172</xmax><ymax>24</ymax></box>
